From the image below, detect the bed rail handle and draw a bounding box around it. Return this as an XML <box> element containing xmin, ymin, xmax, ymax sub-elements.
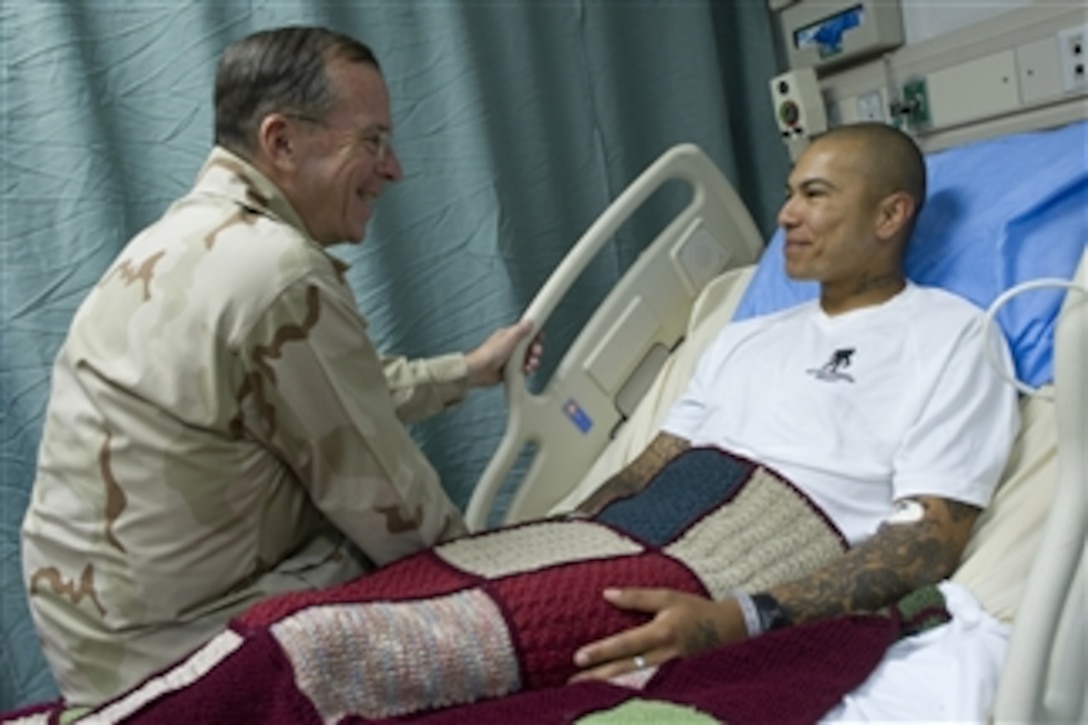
<box><xmin>991</xmin><ymin>259</ymin><xmax>1087</xmax><ymax>722</ymax></box>
<box><xmin>465</xmin><ymin>143</ymin><xmax>763</xmax><ymax>530</ymax></box>
<box><xmin>517</xmin><ymin>144</ymin><xmax>746</xmax><ymax>328</ymax></box>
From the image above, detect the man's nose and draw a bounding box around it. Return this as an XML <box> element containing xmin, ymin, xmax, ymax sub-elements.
<box><xmin>777</xmin><ymin>196</ymin><xmax>798</xmax><ymax>228</ymax></box>
<box><xmin>380</xmin><ymin>148</ymin><xmax>403</xmax><ymax>182</ymax></box>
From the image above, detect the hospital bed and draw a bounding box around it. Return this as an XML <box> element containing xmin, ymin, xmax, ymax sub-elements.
<box><xmin>5</xmin><ymin>122</ymin><xmax>1084</xmax><ymax>725</ymax></box>
<box><xmin>466</xmin><ymin>119</ymin><xmax>1088</xmax><ymax>722</ymax></box>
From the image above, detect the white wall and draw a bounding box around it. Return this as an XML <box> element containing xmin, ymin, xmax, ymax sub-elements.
<box><xmin>900</xmin><ymin>0</ymin><xmax>1033</xmax><ymax>45</ymax></box>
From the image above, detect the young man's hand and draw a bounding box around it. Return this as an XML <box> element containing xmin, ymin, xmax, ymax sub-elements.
<box><xmin>569</xmin><ymin>589</ymin><xmax>745</xmax><ymax>681</ymax></box>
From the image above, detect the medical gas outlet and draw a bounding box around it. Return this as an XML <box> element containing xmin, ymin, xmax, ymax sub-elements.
<box><xmin>770</xmin><ymin>68</ymin><xmax>828</xmax><ymax>160</ymax></box>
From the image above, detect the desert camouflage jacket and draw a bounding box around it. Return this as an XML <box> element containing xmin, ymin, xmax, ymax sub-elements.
<box><xmin>21</xmin><ymin>147</ymin><xmax>469</xmax><ymax>706</ymax></box>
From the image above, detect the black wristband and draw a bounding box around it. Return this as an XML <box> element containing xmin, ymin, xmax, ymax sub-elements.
<box><xmin>751</xmin><ymin>593</ymin><xmax>793</xmax><ymax>632</ymax></box>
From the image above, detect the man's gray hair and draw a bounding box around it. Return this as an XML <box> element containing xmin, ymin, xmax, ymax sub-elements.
<box><xmin>214</xmin><ymin>26</ymin><xmax>379</xmax><ymax>157</ymax></box>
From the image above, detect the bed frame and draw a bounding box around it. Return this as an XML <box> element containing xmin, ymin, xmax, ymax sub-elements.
<box><xmin>468</xmin><ymin>8</ymin><xmax>1086</xmax><ymax>717</ymax></box>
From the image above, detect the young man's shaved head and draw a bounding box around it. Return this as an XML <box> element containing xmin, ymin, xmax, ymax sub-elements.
<box><xmin>811</xmin><ymin>123</ymin><xmax>927</xmax><ymax>222</ymax></box>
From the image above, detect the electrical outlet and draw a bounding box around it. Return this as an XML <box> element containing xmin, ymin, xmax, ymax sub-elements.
<box><xmin>856</xmin><ymin>89</ymin><xmax>886</xmax><ymax>122</ymax></box>
<box><xmin>1057</xmin><ymin>24</ymin><xmax>1088</xmax><ymax>92</ymax></box>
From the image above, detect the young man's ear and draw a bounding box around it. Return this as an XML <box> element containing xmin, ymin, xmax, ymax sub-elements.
<box><xmin>874</xmin><ymin>191</ymin><xmax>915</xmax><ymax>242</ymax></box>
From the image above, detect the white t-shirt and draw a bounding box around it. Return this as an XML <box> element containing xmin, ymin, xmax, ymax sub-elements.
<box><xmin>662</xmin><ymin>283</ymin><xmax>1019</xmax><ymax>544</ymax></box>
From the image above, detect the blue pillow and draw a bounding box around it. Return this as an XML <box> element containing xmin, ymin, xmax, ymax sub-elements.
<box><xmin>733</xmin><ymin>120</ymin><xmax>1088</xmax><ymax>388</ymax></box>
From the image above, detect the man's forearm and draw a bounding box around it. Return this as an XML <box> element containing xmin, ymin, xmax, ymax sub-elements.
<box><xmin>769</xmin><ymin>497</ymin><xmax>979</xmax><ymax>623</ymax></box>
<box><xmin>576</xmin><ymin>432</ymin><xmax>690</xmax><ymax>515</ymax></box>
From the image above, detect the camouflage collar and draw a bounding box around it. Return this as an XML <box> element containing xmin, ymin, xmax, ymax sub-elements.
<box><xmin>196</xmin><ymin>147</ymin><xmax>312</xmax><ymax>241</ymax></box>
<box><xmin>194</xmin><ymin>147</ymin><xmax>351</xmax><ymax>276</ymax></box>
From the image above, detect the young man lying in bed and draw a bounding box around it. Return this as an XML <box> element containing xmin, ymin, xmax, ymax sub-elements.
<box><xmin>568</xmin><ymin>121</ymin><xmax>1019</xmax><ymax>680</ymax></box>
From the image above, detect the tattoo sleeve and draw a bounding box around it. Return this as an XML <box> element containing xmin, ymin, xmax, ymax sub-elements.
<box><xmin>769</xmin><ymin>496</ymin><xmax>980</xmax><ymax>624</ymax></box>
<box><xmin>575</xmin><ymin>432</ymin><xmax>690</xmax><ymax>515</ymax></box>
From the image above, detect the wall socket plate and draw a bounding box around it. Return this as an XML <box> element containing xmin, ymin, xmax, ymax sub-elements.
<box><xmin>1057</xmin><ymin>23</ymin><xmax>1087</xmax><ymax>92</ymax></box>
<box><xmin>856</xmin><ymin>89</ymin><xmax>887</xmax><ymax>122</ymax></box>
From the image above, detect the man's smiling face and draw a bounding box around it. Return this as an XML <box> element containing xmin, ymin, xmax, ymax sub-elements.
<box><xmin>285</xmin><ymin>59</ymin><xmax>403</xmax><ymax>246</ymax></box>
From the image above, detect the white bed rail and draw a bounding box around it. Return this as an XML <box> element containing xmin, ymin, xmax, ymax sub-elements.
<box><xmin>992</xmin><ymin>249</ymin><xmax>1088</xmax><ymax>723</ymax></box>
<box><xmin>465</xmin><ymin>144</ymin><xmax>764</xmax><ymax>530</ymax></box>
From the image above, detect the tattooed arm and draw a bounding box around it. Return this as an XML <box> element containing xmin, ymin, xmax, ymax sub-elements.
<box><xmin>769</xmin><ymin>495</ymin><xmax>980</xmax><ymax>623</ymax></box>
<box><xmin>570</xmin><ymin>494</ymin><xmax>979</xmax><ymax>680</ymax></box>
<box><xmin>575</xmin><ymin>432</ymin><xmax>690</xmax><ymax>516</ymax></box>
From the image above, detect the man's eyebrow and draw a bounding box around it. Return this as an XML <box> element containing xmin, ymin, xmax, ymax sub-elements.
<box><xmin>788</xmin><ymin>177</ymin><xmax>836</xmax><ymax>192</ymax></box>
<box><xmin>348</xmin><ymin>123</ymin><xmax>392</xmax><ymax>143</ymax></box>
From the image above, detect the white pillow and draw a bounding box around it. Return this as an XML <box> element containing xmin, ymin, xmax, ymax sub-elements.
<box><xmin>953</xmin><ymin>390</ymin><xmax>1058</xmax><ymax>623</ymax></box>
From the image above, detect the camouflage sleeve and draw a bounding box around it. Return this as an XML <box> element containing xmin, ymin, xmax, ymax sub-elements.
<box><xmin>380</xmin><ymin>353</ymin><xmax>470</xmax><ymax>424</ymax></box>
<box><xmin>237</xmin><ymin>275</ymin><xmax>467</xmax><ymax>566</ymax></box>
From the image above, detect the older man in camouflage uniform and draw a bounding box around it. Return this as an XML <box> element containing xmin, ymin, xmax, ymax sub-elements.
<box><xmin>21</xmin><ymin>26</ymin><xmax>538</xmax><ymax>707</ymax></box>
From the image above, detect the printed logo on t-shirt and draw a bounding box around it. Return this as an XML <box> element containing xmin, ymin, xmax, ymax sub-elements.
<box><xmin>807</xmin><ymin>348</ymin><xmax>855</xmax><ymax>383</ymax></box>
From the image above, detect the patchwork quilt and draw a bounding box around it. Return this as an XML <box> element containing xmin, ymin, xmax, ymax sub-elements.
<box><xmin>2</xmin><ymin>447</ymin><xmax>944</xmax><ymax>724</ymax></box>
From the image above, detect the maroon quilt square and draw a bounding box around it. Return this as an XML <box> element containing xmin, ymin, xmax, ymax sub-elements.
<box><xmin>486</xmin><ymin>551</ymin><xmax>706</xmax><ymax>689</ymax></box>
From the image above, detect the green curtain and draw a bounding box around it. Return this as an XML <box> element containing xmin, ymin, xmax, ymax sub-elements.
<box><xmin>0</xmin><ymin>0</ymin><xmax>787</xmax><ymax>708</ymax></box>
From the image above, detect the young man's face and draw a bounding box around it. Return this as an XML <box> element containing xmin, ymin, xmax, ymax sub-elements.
<box><xmin>776</xmin><ymin>138</ymin><xmax>883</xmax><ymax>285</ymax></box>
<box><xmin>286</xmin><ymin>59</ymin><xmax>403</xmax><ymax>246</ymax></box>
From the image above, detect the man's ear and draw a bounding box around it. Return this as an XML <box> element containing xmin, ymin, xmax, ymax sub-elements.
<box><xmin>256</xmin><ymin>114</ymin><xmax>296</xmax><ymax>171</ymax></box>
<box><xmin>874</xmin><ymin>191</ymin><xmax>915</xmax><ymax>242</ymax></box>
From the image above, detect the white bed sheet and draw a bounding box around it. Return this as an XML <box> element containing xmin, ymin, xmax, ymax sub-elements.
<box><xmin>822</xmin><ymin>581</ymin><xmax>1009</xmax><ymax>723</ymax></box>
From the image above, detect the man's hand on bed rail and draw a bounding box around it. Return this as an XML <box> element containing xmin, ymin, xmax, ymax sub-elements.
<box><xmin>465</xmin><ymin>319</ymin><xmax>543</xmax><ymax>386</ymax></box>
<box><xmin>570</xmin><ymin>495</ymin><xmax>979</xmax><ymax>682</ymax></box>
